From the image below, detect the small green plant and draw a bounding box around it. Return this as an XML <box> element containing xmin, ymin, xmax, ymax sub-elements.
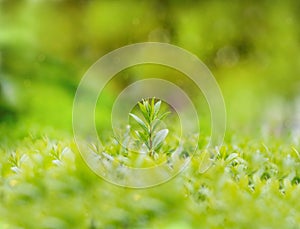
<box><xmin>129</xmin><ymin>98</ymin><xmax>170</xmax><ymax>158</ymax></box>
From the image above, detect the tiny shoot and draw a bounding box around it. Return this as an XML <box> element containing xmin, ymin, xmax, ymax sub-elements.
<box><xmin>129</xmin><ymin>98</ymin><xmax>170</xmax><ymax>158</ymax></box>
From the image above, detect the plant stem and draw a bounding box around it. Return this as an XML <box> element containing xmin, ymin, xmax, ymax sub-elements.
<box><xmin>149</xmin><ymin>124</ymin><xmax>153</xmax><ymax>157</ymax></box>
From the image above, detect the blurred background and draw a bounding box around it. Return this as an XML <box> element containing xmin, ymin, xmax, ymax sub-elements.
<box><xmin>0</xmin><ymin>0</ymin><xmax>300</xmax><ymax>141</ymax></box>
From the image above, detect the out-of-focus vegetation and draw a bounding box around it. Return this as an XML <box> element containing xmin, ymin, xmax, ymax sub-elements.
<box><xmin>1</xmin><ymin>0</ymin><xmax>300</xmax><ymax>228</ymax></box>
<box><xmin>1</xmin><ymin>136</ymin><xmax>300</xmax><ymax>228</ymax></box>
<box><xmin>1</xmin><ymin>0</ymin><xmax>300</xmax><ymax>136</ymax></box>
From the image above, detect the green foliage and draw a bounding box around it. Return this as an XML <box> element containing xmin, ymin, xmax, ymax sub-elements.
<box><xmin>129</xmin><ymin>98</ymin><xmax>170</xmax><ymax>158</ymax></box>
<box><xmin>0</xmin><ymin>0</ymin><xmax>299</xmax><ymax>134</ymax></box>
<box><xmin>0</xmin><ymin>136</ymin><xmax>300</xmax><ymax>228</ymax></box>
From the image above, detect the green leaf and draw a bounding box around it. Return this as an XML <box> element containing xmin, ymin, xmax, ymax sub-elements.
<box><xmin>158</xmin><ymin>111</ymin><xmax>171</xmax><ymax>121</ymax></box>
<box><xmin>151</xmin><ymin>119</ymin><xmax>161</xmax><ymax>132</ymax></box>
<box><xmin>152</xmin><ymin>129</ymin><xmax>169</xmax><ymax>151</ymax></box>
<box><xmin>138</xmin><ymin>101</ymin><xmax>150</xmax><ymax>124</ymax></box>
<box><xmin>129</xmin><ymin>113</ymin><xmax>148</xmax><ymax>133</ymax></box>
<box><xmin>135</xmin><ymin>131</ymin><xmax>150</xmax><ymax>148</ymax></box>
<box><xmin>150</xmin><ymin>98</ymin><xmax>155</xmax><ymax>121</ymax></box>
<box><xmin>138</xmin><ymin>101</ymin><xmax>147</xmax><ymax>114</ymax></box>
<box><xmin>154</xmin><ymin>100</ymin><xmax>161</xmax><ymax>118</ymax></box>
<box><xmin>144</xmin><ymin>100</ymin><xmax>150</xmax><ymax>114</ymax></box>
